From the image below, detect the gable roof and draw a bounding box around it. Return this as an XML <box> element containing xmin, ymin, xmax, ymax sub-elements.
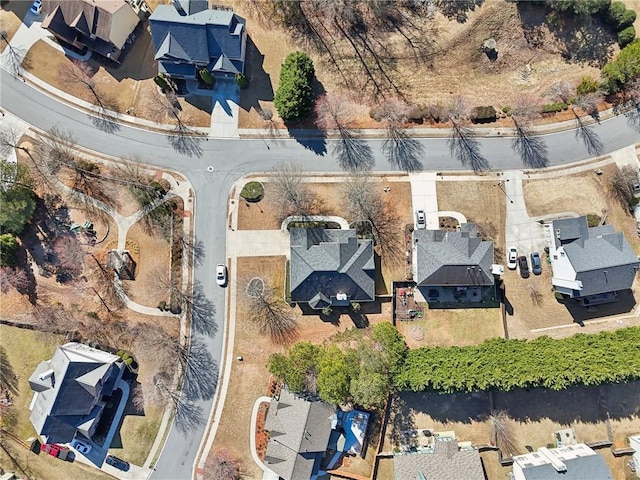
<box><xmin>414</xmin><ymin>223</ymin><xmax>494</xmax><ymax>286</ymax></box>
<box><xmin>149</xmin><ymin>4</ymin><xmax>246</xmax><ymax>72</ymax></box>
<box><xmin>290</xmin><ymin>228</ymin><xmax>375</xmax><ymax>307</ymax></box>
<box><xmin>551</xmin><ymin>216</ymin><xmax>639</xmax><ymax>296</ymax></box>
<box><xmin>513</xmin><ymin>444</ymin><xmax>613</xmax><ymax>480</ymax></box>
<box><xmin>393</xmin><ymin>439</ymin><xmax>485</xmax><ymax>480</ymax></box>
<box><xmin>28</xmin><ymin>343</ymin><xmax>122</xmax><ymax>443</ymax></box>
<box><xmin>264</xmin><ymin>389</ymin><xmax>335</xmax><ymax>480</ymax></box>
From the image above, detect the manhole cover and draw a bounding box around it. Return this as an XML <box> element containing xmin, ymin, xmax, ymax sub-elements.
<box><xmin>410</xmin><ymin>326</ymin><xmax>424</xmax><ymax>341</ymax></box>
<box><xmin>207</xmin><ymin>165</ymin><xmax>214</xmax><ymax>172</ymax></box>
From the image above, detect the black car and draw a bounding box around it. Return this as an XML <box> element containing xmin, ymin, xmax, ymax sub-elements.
<box><xmin>105</xmin><ymin>455</ymin><xmax>130</xmax><ymax>471</ymax></box>
<box><xmin>517</xmin><ymin>256</ymin><xmax>530</xmax><ymax>278</ymax></box>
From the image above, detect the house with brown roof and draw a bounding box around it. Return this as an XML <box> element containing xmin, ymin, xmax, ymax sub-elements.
<box><xmin>41</xmin><ymin>0</ymin><xmax>148</xmax><ymax>61</ymax></box>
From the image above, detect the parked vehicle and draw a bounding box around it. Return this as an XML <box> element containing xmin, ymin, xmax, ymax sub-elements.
<box><xmin>30</xmin><ymin>0</ymin><xmax>42</xmax><ymax>15</ymax></box>
<box><xmin>416</xmin><ymin>210</ymin><xmax>426</xmax><ymax>229</ymax></box>
<box><xmin>518</xmin><ymin>255</ymin><xmax>530</xmax><ymax>278</ymax></box>
<box><xmin>507</xmin><ymin>246</ymin><xmax>518</xmax><ymax>270</ymax></box>
<box><xmin>216</xmin><ymin>263</ymin><xmax>227</xmax><ymax>287</ymax></box>
<box><xmin>105</xmin><ymin>455</ymin><xmax>130</xmax><ymax>471</ymax></box>
<box><xmin>530</xmin><ymin>252</ymin><xmax>542</xmax><ymax>275</ymax></box>
<box><xmin>71</xmin><ymin>439</ymin><xmax>92</xmax><ymax>454</ymax></box>
<box><xmin>41</xmin><ymin>443</ymin><xmax>69</xmax><ymax>460</ymax></box>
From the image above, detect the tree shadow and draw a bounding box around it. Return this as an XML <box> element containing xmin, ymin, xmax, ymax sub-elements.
<box><xmin>546</xmin><ymin>12</ymin><xmax>617</xmax><ymax>68</ymax></box>
<box><xmin>435</xmin><ymin>0</ymin><xmax>484</xmax><ymax>23</ymax></box>
<box><xmin>0</xmin><ymin>346</ymin><xmax>18</xmax><ymax>396</ymax></box>
<box><xmin>396</xmin><ymin>390</ymin><xmax>491</xmax><ymax>425</ymax></box>
<box><xmin>382</xmin><ymin>130</ymin><xmax>424</xmax><ymax>172</ymax></box>
<box><xmin>182</xmin><ymin>337</ymin><xmax>219</xmax><ymax>402</ymax></box>
<box><xmin>615</xmin><ymin>99</ymin><xmax>640</xmax><ymax>132</ymax></box>
<box><xmin>573</xmin><ymin>114</ymin><xmax>605</xmax><ymax>157</ymax></box>
<box><xmin>332</xmin><ymin>128</ymin><xmax>374</xmax><ymax>171</ymax></box>
<box><xmin>187</xmin><ymin>280</ymin><xmax>217</xmax><ymax>336</ymax></box>
<box><xmin>174</xmin><ymin>398</ymin><xmax>204</xmax><ymax>434</ymax></box>
<box><xmin>448</xmin><ymin>124</ymin><xmax>490</xmax><ymax>172</ymax></box>
<box><xmin>238</xmin><ymin>37</ymin><xmax>275</xmax><ymax>113</ymax></box>
<box><xmin>285</xmin><ymin>127</ymin><xmax>328</xmax><ymax>156</ymax></box>
<box><xmin>167</xmin><ymin>127</ymin><xmax>204</xmax><ymax>158</ymax></box>
<box><xmin>512</xmin><ymin>122</ymin><xmax>549</xmax><ymax>169</ymax></box>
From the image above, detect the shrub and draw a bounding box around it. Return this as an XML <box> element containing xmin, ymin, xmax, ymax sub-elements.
<box><xmin>607</xmin><ymin>2</ymin><xmax>637</xmax><ymax>29</ymax></box>
<box><xmin>407</xmin><ymin>105</ymin><xmax>423</xmax><ymax>123</ymax></box>
<box><xmin>471</xmin><ymin>105</ymin><xmax>497</xmax><ymax>123</ymax></box>
<box><xmin>158</xmin><ymin>300</ymin><xmax>167</xmax><ymax>310</ymax></box>
<box><xmin>369</xmin><ymin>106</ymin><xmax>383</xmax><ymax>122</ymax></box>
<box><xmin>618</xmin><ymin>25</ymin><xmax>636</xmax><ymax>48</ymax></box>
<box><xmin>240</xmin><ymin>181</ymin><xmax>264</xmax><ymax>202</ymax></box>
<box><xmin>76</xmin><ymin>159</ymin><xmax>100</xmax><ymax>173</ymax></box>
<box><xmin>235</xmin><ymin>73</ymin><xmax>249</xmax><ymax>89</ymax></box>
<box><xmin>86</xmin><ymin>311</ymin><xmax>99</xmax><ymax>319</ymax></box>
<box><xmin>198</xmin><ymin>68</ymin><xmax>215</xmax><ymax>86</ymax></box>
<box><xmin>601</xmin><ymin>39</ymin><xmax>640</xmax><ymax>92</ymax></box>
<box><xmin>576</xmin><ymin>75</ymin><xmax>600</xmax><ymax>95</ymax></box>
<box><xmin>322</xmin><ymin>306</ymin><xmax>332</xmax><ymax>316</ymax></box>
<box><xmin>273</xmin><ymin>51</ymin><xmax>315</xmax><ymax>121</ymax></box>
<box><xmin>0</xmin><ymin>234</ymin><xmax>19</xmax><ymax>267</ymax></box>
<box><xmin>619</xmin><ymin>9</ymin><xmax>637</xmax><ymax>30</ymax></box>
<box><xmin>154</xmin><ymin>74</ymin><xmax>169</xmax><ymax>91</ymax></box>
<box><xmin>586</xmin><ymin>213</ymin><xmax>602</xmax><ymax>227</ymax></box>
<box><xmin>501</xmin><ymin>106</ymin><xmax>512</xmax><ymax>115</ymax></box>
<box><xmin>541</xmin><ymin>101</ymin><xmax>569</xmax><ymax>113</ymax></box>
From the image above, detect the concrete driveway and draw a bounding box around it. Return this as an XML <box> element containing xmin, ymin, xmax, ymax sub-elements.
<box><xmin>209</xmin><ymin>78</ymin><xmax>239</xmax><ymax>138</ymax></box>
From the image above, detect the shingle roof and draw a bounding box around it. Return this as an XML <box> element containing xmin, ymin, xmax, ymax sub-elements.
<box><xmin>28</xmin><ymin>343</ymin><xmax>122</xmax><ymax>443</ymax></box>
<box><xmin>290</xmin><ymin>228</ymin><xmax>375</xmax><ymax>306</ymax></box>
<box><xmin>414</xmin><ymin>224</ymin><xmax>495</xmax><ymax>286</ymax></box>
<box><xmin>393</xmin><ymin>439</ymin><xmax>485</xmax><ymax>480</ymax></box>
<box><xmin>264</xmin><ymin>389</ymin><xmax>335</xmax><ymax>480</ymax></box>
<box><xmin>149</xmin><ymin>4</ymin><xmax>246</xmax><ymax>73</ymax></box>
<box><xmin>513</xmin><ymin>445</ymin><xmax>613</xmax><ymax>480</ymax></box>
<box><xmin>552</xmin><ymin>216</ymin><xmax>639</xmax><ymax>296</ymax></box>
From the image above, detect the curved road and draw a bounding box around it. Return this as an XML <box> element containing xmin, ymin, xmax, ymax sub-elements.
<box><xmin>1</xmin><ymin>68</ymin><xmax>639</xmax><ymax>480</ymax></box>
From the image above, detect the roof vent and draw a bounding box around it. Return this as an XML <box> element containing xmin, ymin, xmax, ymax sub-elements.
<box><xmin>336</xmin><ymin>292</ymin><xmax>347</xmax><ymax>301</ymax></box>
<box><xmin>38</xmin><ymin>369</ymin><xmax>54</xmax><ymax>381</ymax></box>
<box><xmin>538</xmin><ymin>447</ymin><xmax>567</xmax><ymax>473</ymax></box>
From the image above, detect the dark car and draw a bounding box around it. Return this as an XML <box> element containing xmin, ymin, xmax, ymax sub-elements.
<box><xmin>517</xmin><ymin>256</ymin><xmax>530</xmax><ymax>278</ymax></box>
<box><xmin>105</xmin><ymin>455</ymin><xmax>130</xmax><ymax>471</ymax></box>
<box><xmin>530</xmin><ymin>251</ymin><xmax>542</xmax><ymax>275</ymax></box>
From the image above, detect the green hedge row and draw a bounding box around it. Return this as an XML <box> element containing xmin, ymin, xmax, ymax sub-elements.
<box><xmin>395</xmin><ymin>327</ymin><xmax>640</xmax><ymax>393</ymax></box>
<box><xmin>542</xmin><ymin>102</ymin><xmax>569</xmax><ymax>113</ymax></box>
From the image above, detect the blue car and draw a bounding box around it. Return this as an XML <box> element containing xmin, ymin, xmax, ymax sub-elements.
<box><xmin>530</xmin><ymin>251</ymin><xmax>542</xmax><ymax>275</ymax></box>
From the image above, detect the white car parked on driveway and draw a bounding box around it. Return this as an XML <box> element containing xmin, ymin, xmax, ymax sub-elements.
<box><xmin>507</xmin><ymin>246</ymin><xmax>518</xmax><ymax>270</ymax></box>
<box><xmin>216</xmin><ymin>264</ymin><xmax>227</xmax><ymax>287</ymax></box>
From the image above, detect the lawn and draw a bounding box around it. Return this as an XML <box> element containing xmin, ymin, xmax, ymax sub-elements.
<box><xmin>0</xmin><ymin>2</ymin><xmax>24</xmax><ymax>45</ymax></box>
<box><xmin>0</xmin><ymin>325</ymin><xmax>61</xmax><ymax>440</ymax></box>
<box><xmin>108</xmin><ymin>403</ymin><xmax>162</xmax><ymax>466</ymax></box>
<box><xmin>396</xmin><ymin>308</ymin><xmax>504</xmax><ymax>349</ymax></box>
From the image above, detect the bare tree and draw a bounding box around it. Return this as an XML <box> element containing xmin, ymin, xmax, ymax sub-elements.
<box><xmin>341</xmin><ymin>174</ymin><xmax>401</xmax><ymax>261</ymax></box>
<box><xmin>204</xmin><ymin>448</ymin><xmax>242</xmax><ymax>480</ymax></box>
<box><xmin>246</xmin><ymin>280</ymin><xmax>297</xmax><ymax>344</ymax></box>
<box><xmin>52</xmin><ymin>235</ymin><xmax>84</xmax><ymax>281</ymax></box>
<box><xmin>0</xmin><ymin>267</ymin><xmax>29</xmax><ymax>294</ymax></box>
<box><xmin>489</xmin><ymin>410</ymin><xmax>518</xmax><ymax>458</ymax></box>
<box><xmin>175</xmin><ymin>232</ymin><xmax>205</xmax><ymax>268</ymax></box>
<box><xmin>443</xmin><ymin>96</ymin><xmax>490</xmax><ymax>172</ymax></box>
<box><xmin>547</xmin><ymin>80</ymin><xmax>573</xmax><ymax>103</ymax></box>
<box><xmin>574</xmin><ymin>92</ymin><xmax>601</xmax><ymax>117</ymax></box>
<box><xmin>511</xmin><ymin>95</ymin><xmax>549</xmax><ymax>169</ymax></box>
<box><xmin>377</xmin><ymin>98</ymin><xmax>424</xmax><ymax>171</ymax></box>
<box><xmin>272</xmin><ymin>161</ymin><xmax>316</xmax><ymax>220</ymax></box>
<box><xmin>608</xmin><ymin>165</ymin><xmax>637</xmax><ymax>207</ymax></box>
<box><xmin>315</xmin><ymin>93</ymin><xmax>357</xmax><ymax>131</ymax></box>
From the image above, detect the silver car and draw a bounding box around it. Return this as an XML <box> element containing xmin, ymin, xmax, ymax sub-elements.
<box><xmin>416</xmin><ymin>210</ymin><xmax>426</xmax><ymax>229</ymax></box>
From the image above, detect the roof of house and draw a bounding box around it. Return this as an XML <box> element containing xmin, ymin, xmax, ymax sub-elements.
<box><xmin>414</xmin><ymin>223</ymin><xmax>495</xmax><ymax>286</ymax></box>
<box><xmin>393</xmin><ymin>439</ymin><xmax>485</xmax><ymax>480</ymax></box>
<box><xmin>552</xmin><ymin>216</ymin><xmax>639</xmax><ymax>296</ymax></box>
<box><xmin>264</xmin><ymin>389</ymin><xmax>336</xmax><ymax>480</ymax></box>
<box><xmin>149</xmin><ymin>3</ymin><xmax>245</xmax><ymax>69</ymax></box>
<box><xmin>28</xmin><ymin>343</ymin><xmax>122</xmax><ymax>443</ymax></box>
<box><xmin>290</xmin><ymin>228</ymin><xmax>375</xmax><ymax>308</ymax></box>
<box><xmin>513</xmin><ymin>444</ymin><xmax>613</xmax><ymax>480</ymax></box>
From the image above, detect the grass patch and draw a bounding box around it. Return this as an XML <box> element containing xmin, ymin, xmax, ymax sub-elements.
<box><xmin>108</xmin><ymin>404</ymin><xmax>162</xmax><ymax>466</ymax></box>
<box><xmin>0</xmin><ymin>325</ymin><xmax>61</xmax><ymax>440</ymax></box>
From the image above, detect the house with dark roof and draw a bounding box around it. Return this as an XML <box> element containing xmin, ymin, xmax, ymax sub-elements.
<box><xmin>41</xmin><ymin>0</ymin><xmax>146</xmax><ymax>61</ymax></box>
<box><xmin>28</xmin><ymin>343</ymin><xmax>124</xmax><ymax>444</ymax></box>
<box><xmin>511</xmin><ymin>444</ymin><xmax>613</xmax><ymax>479</ymax></box>
<box><xmin>264</xmin><ymin>389</ymin><xmax>336</xmax><ymax>480</ymax></box>
<box><xmin>413</xmin><ymin>223</ymin><xmax>498</xmax><ymax>306</ymax></box>
<box><xmin>289</xmin><ymin>228</ymin><xmax>375</xmax><ymax>310</ymax></box>
<box><xmin>393</xmin><ymin>436</ymin><xmax>486</xmax><ymax>480</ymax></box>
<box><xmin>148</xmin><ymin>0</ymin><xmax>246</xmax><ymax>81</ymax></box>
<box><xmin>549</xmin><ymin>216</ymin><xmax>639</xmax><ymax>305</ymax></box>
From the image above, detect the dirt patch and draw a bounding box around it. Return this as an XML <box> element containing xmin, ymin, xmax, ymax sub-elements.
<box><xmin>0</xmin><ymin>4</ymin><xmax>23</xmax><ymax>45</ymax></box>
<box><xmin>523</xmin><ymin>171</ymin><xmax>607</xmax><ymax>218</ymax></box>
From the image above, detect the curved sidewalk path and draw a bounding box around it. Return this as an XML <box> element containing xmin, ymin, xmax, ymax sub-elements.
<box><xmin>249</xmin><ymin>397</ymin><xmax>279</xmax><ymax>480</ymax></box>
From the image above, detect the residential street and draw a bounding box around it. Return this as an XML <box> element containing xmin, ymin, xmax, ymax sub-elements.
<box><xmin>1</xmin><ymin>65</ymin><xmax>639</xmax><ymax>480</ymax></box>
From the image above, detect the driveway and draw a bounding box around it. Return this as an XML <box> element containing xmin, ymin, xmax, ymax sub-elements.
<box><xmin>209</xmin><ymin>78</ymin><xmax>239</xmax><ymax>138</ymax></box>
<box><xmin>408</xmin><ymin>172</ymin><xmax>439</xmax><ymax>229</ymax></box>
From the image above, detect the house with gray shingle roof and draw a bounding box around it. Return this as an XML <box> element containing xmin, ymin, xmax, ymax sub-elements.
<box><xmin>393</xmin><ymin>437</ymin><xmax>485</xmax><ymax>480</ymax></box>
<box><xmin>549</xmin><ymin>216</ymin><xmax>639</xmax><ymax>305</ymax></box>
<box><xmin>264</xmin><ymin>389</ymin><xmax>336</xmax><ymax>480</ymax></box>
<box><xmin>42</xmin><ymin>0</ymin><xmax>146</xmax><ymax>61</ymax></box>
<box><xmin>149</xmin><ymin>0</ymin><xmax>246</xmax><ymax>81</ymax></box>
<box><xmin>413</xmin><ymin>223</ymin><xmax>497</xmax><ymax>306</ymax></box>
<box><xmin>511</xmin><ymin>444</ymin><xmax>613</xmax><ymax>480</ymax></box>
<box><xmin>28</xmin><ymin>343</ymin><xmax>124</xmax><ymax>444</ymax></box>
<box><xmin>289</xmin><ymin>228</ymin><xmax>375</xmax><ymax>310</ymax></box>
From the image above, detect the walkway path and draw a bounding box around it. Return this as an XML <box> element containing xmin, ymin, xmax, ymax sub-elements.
<box><xmin>249</xmin><ymin>396</ymin><xmax>280</xmax><ymax>480</ymax></box>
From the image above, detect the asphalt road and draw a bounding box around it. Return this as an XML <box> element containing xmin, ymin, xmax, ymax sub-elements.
<box><xmin>1</xmin><ymin>67</ymin><xmax>639</xmax><ymax>480</ymax></box>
